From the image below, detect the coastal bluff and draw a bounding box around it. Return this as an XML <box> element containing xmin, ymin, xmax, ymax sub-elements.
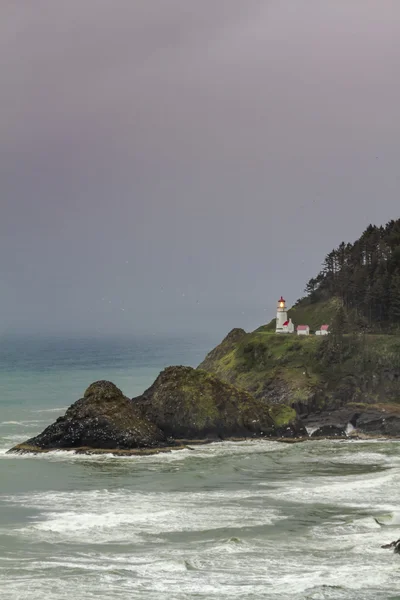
<box><xmin>198</xmin><ymin>325</ymin><xmax>400</xmax><ymax>436</ymax></box>
<box><xmin>8</xmin><ymin>367</ymin><xmax>304</xmax><ymax>455</ymax></box>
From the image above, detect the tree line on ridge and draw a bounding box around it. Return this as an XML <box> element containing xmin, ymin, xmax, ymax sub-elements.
<box><xmin>303</xmin><ymin>219</ymin><xmax>400</xmax><ymax>329</ymax></box>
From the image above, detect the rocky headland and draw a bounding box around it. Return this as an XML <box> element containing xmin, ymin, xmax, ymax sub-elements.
<box><xmin>198</xmin><ymin>324</ymin><xmax>400</xmax><ymax>438</ymax></box>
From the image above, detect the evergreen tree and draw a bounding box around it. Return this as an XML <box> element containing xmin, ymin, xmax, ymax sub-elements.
<box><xmin>390</xmin><ymin>272</ymin><xmax>400</xmax><ymax>323</ymax></box>
<box><xmin>302</xmin><ymin>218</ymin><xmax>400</xmax><ymax>329</ymax></box>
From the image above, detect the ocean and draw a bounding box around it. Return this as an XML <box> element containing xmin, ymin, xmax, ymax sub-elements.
<box><xmin>1</xmin><ymin>334</ymin><xmax>400</xmax><ymax>600</ymax></box>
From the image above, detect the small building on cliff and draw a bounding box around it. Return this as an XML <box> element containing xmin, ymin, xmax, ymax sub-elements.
<box><xmin>316</xmin><ymin>324</ymin><xmax>330</xmax><ymax>336</ymax></box>
<box><xmin>282</xmin><ymin>318</ymin><xmax>295</xmax><ymax>333</ymax></box>
<box><xmin>297</xmin><ymin>325</ymin><xmax>310</xmax><ymax>336</ymax></box>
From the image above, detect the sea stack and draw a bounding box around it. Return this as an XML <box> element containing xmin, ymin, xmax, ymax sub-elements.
<box><xmin>9</xmin><ymin>380</ymin><xmax>167</xmax><ymax>453</ymax></box>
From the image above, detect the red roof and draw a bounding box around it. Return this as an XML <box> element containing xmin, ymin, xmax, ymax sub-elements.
<box><xmin>283</xmin><ymin>320</ymin><xmax>289</xmax><ymax>326</ymax></box>
<box><xmin>321</xmin><ymin>324</ymin><xmax>329</xmax><ymax>330</ymax></box>
<box><xmin>297</xmin><ymin>325</ymin><xmax>309</xmax><ymax>330</ymax></box>
<box><xmin>278</xmin><ymin>296</ymin><xmax>285</xmax><ymax>303</ymax></box>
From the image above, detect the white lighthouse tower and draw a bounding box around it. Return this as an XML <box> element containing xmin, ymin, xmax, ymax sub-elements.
<box><xmin>276</xmin><ymin>296</ymin><xmax>288</xmax><ymax>333</ymax></box>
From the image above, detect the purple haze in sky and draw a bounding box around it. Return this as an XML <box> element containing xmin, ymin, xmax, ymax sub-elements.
<box><xmin>1</xmin><ymin>1</ymin><xmax>399</xmax><ymax>336</ymax></box>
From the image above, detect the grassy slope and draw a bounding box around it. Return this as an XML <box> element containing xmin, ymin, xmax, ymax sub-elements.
<box><xmin>198</xmin><ymin>327</ymin><xmax>400</xmax><ymax>409</ymax></box>
<box><xmin>200</xmin><ymin>331</ymin><xmax>322</xmax><ymax>402</ymax></box>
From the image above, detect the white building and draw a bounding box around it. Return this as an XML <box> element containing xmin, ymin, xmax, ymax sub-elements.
<box><xmin>315</xmin><ymin>324</ymin><xmax>329</xmax><ymax>336</ymax></box>
<box><xmin>297</xmin><ymin>325</ymin><xmax>310</xmax><ymax>336</ymax></box>
<box><xmin>276</xmin><ymin>296</ymin><xmax>289</xmax><ymax>333</ymax></box>
<box><xmin>283</xmin><ymin>318</ymin><xmax>295</xmax><ymax>333</ymax></box>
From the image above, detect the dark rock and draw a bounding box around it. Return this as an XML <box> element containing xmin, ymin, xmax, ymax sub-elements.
<box><xmin>310</xmin><ymin>424</ymin><xmax>347</xmax><ymax>437</ymax></box>
<box><xmin>9</xmin><ymin>368</ymin><xmax>307</xmax><ymax>455</ymax></box>
<box><xmin>9</xmin><ymin>380</ymin><xmax>166</xmax><ymax>452</ymax></box>
<box><xmin>381</xmin><ymin>539</ymin><xmax>400</xmax><ymax>554</ymax></box>
<box><xmin>303</xmin><ymin>405</ymin><xmax>400</xmax><ymax>438</ymax></box>
<box><xmin>133</xmin><ymin>366</ymin><xmax>287</xmax><ymax>440</ymax></box>
<box><xmin>302</xmin><ymin>407</ymin><xmax>359</xmax><ymax>431</ymax></box>
<box><xmin>274</xmin><ymin>423</ymin><xmax>308</xmax><ymax>438</ymax></box>
<box><xmin>355</xmin><ymin>409</ymin><xmax>400</xmax><ymax>437</ymax></box>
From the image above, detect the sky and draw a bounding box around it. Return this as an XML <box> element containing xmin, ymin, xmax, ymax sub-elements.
<box><xmin>1</xmin><ymin>0</ymin><xmax>399</xmax><ymax>337</ymax></box>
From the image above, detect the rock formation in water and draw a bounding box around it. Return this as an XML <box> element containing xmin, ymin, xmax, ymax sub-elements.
<box><xmin>9</xmin><ymin>368</ymin><xmax>305</xmax><ymax>454</ymax></box>
<box><xmin>9</xmin><ymin>381</ymin><xmax>167</xmax><ymax>453</ymax></box>
<box><xmin>381</xmin><ymin>539</ymin><xmax>400</xmax><ymax>554</ymax></box>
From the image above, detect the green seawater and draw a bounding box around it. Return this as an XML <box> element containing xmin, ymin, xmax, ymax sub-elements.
<box><xmin>1</xmin><ymin>335</ymin><xmax>400</xmax><ymax>599</ymax></box>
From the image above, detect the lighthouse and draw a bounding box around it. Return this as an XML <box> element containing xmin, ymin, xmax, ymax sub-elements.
<box><xmin>276</xmin><ymin>296</ymin><xmax>292</xmax><ymax>333</ymax></box>
<box><xmin>275</xmin><ymin>296</ymin><xmax>287</xmax><ymax>333</ymax></box>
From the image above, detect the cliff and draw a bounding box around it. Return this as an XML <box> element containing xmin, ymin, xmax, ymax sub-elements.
<box><xmin>198</xmin><ymin>328</ymin><xmax>400</xmax><ymax>416</ymax></box>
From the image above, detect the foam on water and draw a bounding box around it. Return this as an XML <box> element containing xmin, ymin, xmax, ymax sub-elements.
<box><xmin>3</xmin><ymin>487</ymin><xmax>285</xmax><ymax>543</ymax></box>
<box><xmin>32</xmin><ymin>407</ymin><xmax>69</xmax><ymax>413</ymax></box>
<box><xmin>0</xmin><ymin>438</ymin><xmax>282</xmax><ymax>462</ymax></box>
<box><xmin>1</xmin><ymin>440</ymin><xmax>400</xmax><ymax>600</ymax></box>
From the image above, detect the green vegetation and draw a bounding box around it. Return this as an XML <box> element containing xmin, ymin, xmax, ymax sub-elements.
<box><xmin>198</xmin><ymin>329</ymin><xmax>400</xmax><ymax>411</ymax></box>
<box><xmin>200</xmin><ymin>331</ymin><xmax>322</xmax><ymax>402</ymax></box>
<box><xmin>135</xmin><ymin>366</ymin><xmax>299</xmax><ymax>438</ymax></box>
<box><xmin>268</xmin><ymin>405</ymin><xmax>297</xmax><ymax>427</ymax></box>
<box><xmin>301</xmin><ymin>219</ymin><xmax>400</xmax><ymax>331</ymax></box>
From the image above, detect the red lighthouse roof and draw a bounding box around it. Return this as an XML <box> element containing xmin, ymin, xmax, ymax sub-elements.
<box><xmin>278</xmin><ymin>296</ymin><xmax>285</xmax><ymax>303</ymax></box>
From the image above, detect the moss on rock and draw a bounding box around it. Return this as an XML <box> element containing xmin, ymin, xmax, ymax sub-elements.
<box><xmin>133</xmin><ymin>366</ymin><xmax>303</xmax><ymax>439</ymax></box>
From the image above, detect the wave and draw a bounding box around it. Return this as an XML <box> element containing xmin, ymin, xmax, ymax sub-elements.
<box><xmin>0</xmin><ymin>420</ymin><xmax>47</xmax><ymax>428</ymax></box>
<box><xmin>0</xmin><ymin>439</ymin><xmax>283</xmax><ymax>463</ymax></box>
<box><xmin>3</xmin><ymin>487</ymin><xmax>285</xmax><ymax>544</ymax></box>
<box><xmin>2</xmin><ymin>439</ymin><xmax>400</xmax><ymax>599</ymax></box>
<box><xmin>33</xmin><ymin>407</ymin><xmax>68</xmax><ymax>414</ymax></box>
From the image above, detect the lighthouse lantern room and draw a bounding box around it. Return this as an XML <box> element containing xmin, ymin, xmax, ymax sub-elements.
<box><xmin>276</xmin><ymin>296</ymin><xmax>288</xmax><ymax>333</ymax></box>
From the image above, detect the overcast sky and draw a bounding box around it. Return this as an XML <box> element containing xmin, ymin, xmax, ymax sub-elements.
<box><xmin>1</xmin><ymin>1</ymin><xmax>399</xmax><ymax>337</ymax></box>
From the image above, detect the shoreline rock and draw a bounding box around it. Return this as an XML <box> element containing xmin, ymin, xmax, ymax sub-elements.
<box><xmin>303</xmin><ymin>404</ymin><xmax>400</xmax><ymax>438</ymax></box>
<box><xmin>310</xmin><ymin>424</ymin><xmax>347</xmax><ymax>438</ymax></box>
<box><xmin>8</xmin><ymin>367</ymin><xmax>400</xmax><ymax>458</ymax></box>
<box><xmin>9</xmin><ymin>368</ymin><xmax>306</xmax><ymax>455</ymax></box>
<box><xmin>132</xmin><ymin>366</ymin><xmax>305</xmax><ymax>440</ymax></box>
<box><xmin>9</xmin><ymin>381</ymin><xmax>168</xmax><ymax>453</ymax></box>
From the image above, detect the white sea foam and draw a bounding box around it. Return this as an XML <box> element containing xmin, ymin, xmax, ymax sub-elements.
<box><xmin>33</xmin><ymin>407</ymin><xmax>68</xmax><ymax>414</ymax></box>
<box><xmin>4</xmin><ymin>487</ymin><xmax>284</xmax><ymax>544</ymax></box>
<box><xmin>0</xmin><ymin>420</ymin><xmax>45</xmax><ymax>427</ymax></box>
<box><xmin>2</xmin><ymin>440</ymin><xmax>400</xmax><ymax>599</ymax></box>
<box><xmin>262</xmin><ymin>468</ymin><xmax>400</xmax><ymax>511</ymax></box>
<box><xmin>2</xmin><ymin>539</ymin><xmax>394</xmax><ymax>600</ymax></box>
<box><xmin>0</xmin><ymin>439</ymin><xmax>282</xmax><ymax>464</ymax></box>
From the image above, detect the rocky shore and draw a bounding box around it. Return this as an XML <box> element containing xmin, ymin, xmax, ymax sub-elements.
<box><xmin>8</xmin><ymin>329</ymin><xmax>400</xmax><ymax>456</ymax></box>
<box><xmin>8</xmin><ymin>367</ymin><xmax>305</xmax><ymax>455</ymax></box>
